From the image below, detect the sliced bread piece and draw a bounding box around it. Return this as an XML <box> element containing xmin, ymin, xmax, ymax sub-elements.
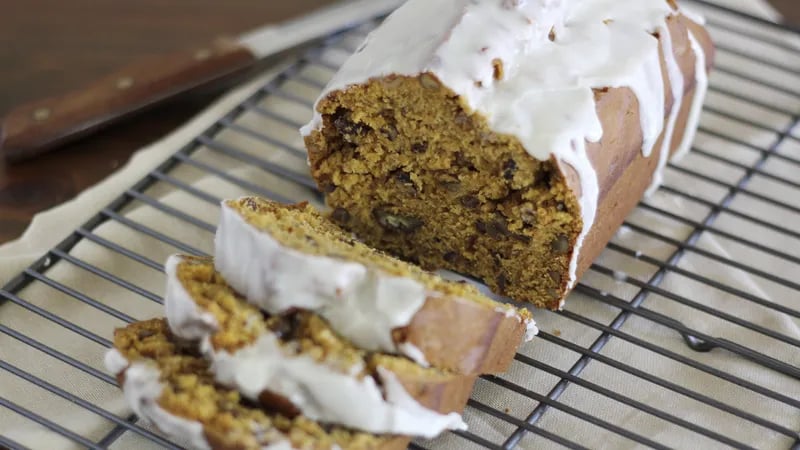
<box><xmin>105</xmin><ymin>319</ymin><xmax>410</xmax><ymax>450</ymax></box>
<box><xmin>214</xmin><ymin>197</ymin><xmax>536</xmax><ymax>374</ymax></box>
<box><xmin>165</xmin><ymin>254</ymin><xmax>473</xmax><ymax>437</ymax></box>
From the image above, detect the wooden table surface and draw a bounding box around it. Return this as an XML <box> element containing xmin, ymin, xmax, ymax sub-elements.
<box><xmin>0</xmin><ymin>0</ymin><xmax>797</xmax><ymax>245</ymax></box>
<box><xmin>0</xmin><ymin>0</ymin><xmax>336</xmax><ymax>244</ymax></box>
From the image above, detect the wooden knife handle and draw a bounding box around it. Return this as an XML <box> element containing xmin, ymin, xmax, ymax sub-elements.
<box><xmin>0</xmin><ymin>39</ymin><xmax>256</xmax><ymax>162</ymax></box>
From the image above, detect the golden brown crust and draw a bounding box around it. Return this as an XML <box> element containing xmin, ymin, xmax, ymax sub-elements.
<box><xmin>403</xmin><ymin>294</ymin><xmax>526</xmax><ymax>374</ymax></box>
<box><xmin>380</xmin><ymin>361</ymin><xmax>477</xmax><ymax>415</ymax></box>
<box><xmin>401</xmin><ymin>375</ymin><xmax>476</xmax><ymax>416</ymax></box>
<box><xmin>572</xmin><ymin>15</ymin><xmax>715</xmax><ymax>281</ymax></box>
<box><xmin>305</xmin><ymin>12</ymin><xmax>714</xmax><ymax>310</ymax></box>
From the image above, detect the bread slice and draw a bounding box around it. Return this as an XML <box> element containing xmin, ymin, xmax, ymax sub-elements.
<box><xmin>165</xmin><ymin>254</ymin><xmax>474</xmax><ymax>437</ymax></box>
<box><xmin>302</xmin><ymin>0</ymin><xmax>714</xmax><ymax>309</ymax></box>
<box><xmin>105</xmin><ymin>319</ymin><xmax>410</xmax><ymax>450</ymax></box>
<box><xmin>213</xmin><ymin>197</ymin><xmax>536</xmax><ymax>374</ymax></box>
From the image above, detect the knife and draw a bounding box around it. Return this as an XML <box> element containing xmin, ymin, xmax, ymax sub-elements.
<box><xmin>0</xmin><ymin>0</ymin><xmax>403</xmax><ymax>163</ymax></box>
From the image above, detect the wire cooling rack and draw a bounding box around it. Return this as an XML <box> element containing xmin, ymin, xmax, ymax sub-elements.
<box><xmin>1</xmin><ymin>1</ymin><xmax>799</xmax><ymax>449</ymax></box>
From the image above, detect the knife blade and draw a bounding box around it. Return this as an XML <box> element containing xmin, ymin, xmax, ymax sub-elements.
<box><xmin>0</xmin><ymin>0</ymin><xmax>404</xmax><ymax>163</ymax></box>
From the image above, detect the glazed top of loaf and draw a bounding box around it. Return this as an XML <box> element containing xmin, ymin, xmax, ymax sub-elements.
<box><xmin>301</xmin><ymin>0</ymin><xmax>709</xmax><ymax>291</ymax></box>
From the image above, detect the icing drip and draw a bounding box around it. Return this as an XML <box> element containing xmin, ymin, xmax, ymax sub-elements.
<box><xmin>104</xmin><ymin>347</ymin><xmax>130</xmax><ymax>375</ymax></box>
<box><xmin>561</xmin><ymin>138</ymin><xmax>598</xmax><ymax>293</ymax></box>
<box><xmin>397</xmin><ymin>342</ymin><xmax>430</xmax><ymax>367</ymax></box>
<box><xmin>302</xmin><ymin>0</ymin><xmax>707</xmax><ymax>290</ymax></box>
<box><xmin>206</xmin><ymin>334</ymin><xmax>466</xmax><ymax>436</ymax></box>
<box><xmin>524</xmin><ymin>317</ymin><xmax>539</xmax><ymax>341</ymax></box>
<box><xmin>164</xmin><ymin>256</ymin><xmax>219</xmax><ymax>340</ymax></box>
<box><xmin>679</xmin><ymin>5</ymin><xmax>707</xmax><ymax>26</ymax></box>
<box><xmin>104</xmin><ymin>352</ymin><xmax>212</xmax><ymax>450</ymax></box>
<box><xmin>215</xmin><ymin>201</ymin><xmax>430</xmax><ymax>365</ymax></box>
<box><xmin>646</xmin><ymin>23</ymin><xmax>686</xmax><ymax>196</ymax></box>
<box><xmin>673</xmin><ymin>29</ymin><xmax>708</xmax><ymax>161</ymax></box>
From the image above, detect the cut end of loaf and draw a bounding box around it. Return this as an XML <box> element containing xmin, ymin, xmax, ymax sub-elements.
<box><xmin>305</xmin><ymin>75</ymin><xmax>581</xmax><ymax>309</ymax></box>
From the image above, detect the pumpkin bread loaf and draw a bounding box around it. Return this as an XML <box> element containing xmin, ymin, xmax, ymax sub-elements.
<box><xmin>302</xmin><ymin>0</ymin><xmax>714</xmax><ymax>309</ymax></box>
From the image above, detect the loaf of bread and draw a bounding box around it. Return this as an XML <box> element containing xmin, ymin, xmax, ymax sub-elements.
<box><xmin>214</xmin><ymin>197</ymin><xmax>535</xmax><ymax>373</ymax></box>
<box><xmin>164</xmin><ymin>254</ymin><xmax>474</xmax><ymax>437</ymax></box>
<box><xmin>105</xmin><ymin>319</ymin><xmax>410</xmax><ymax>450</ymax></box>
<box><xmin>303</xmin><ymin>0</ymin><xmax>714</xmax><ymax>309</ymax></box>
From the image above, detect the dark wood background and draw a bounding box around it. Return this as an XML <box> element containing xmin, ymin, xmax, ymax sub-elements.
<box><xmin>0</xmin><ymin>0</ymin><xmax>797</xmax><ymax>244</ymax></box>
<box><xmin>0</xmin><ymin>0</ymin><xmax>335</xmax><ymax>244</ymax></box>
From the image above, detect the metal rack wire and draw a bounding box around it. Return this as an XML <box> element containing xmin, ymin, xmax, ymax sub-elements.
<box><xmin>1</xmin><ymin>1</ymin><xmax>799</xmax><ymax>449</ymax></box>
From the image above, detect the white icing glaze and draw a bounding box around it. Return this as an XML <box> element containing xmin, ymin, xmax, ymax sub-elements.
<box><xmin>679</xmin><ymin>4</ymin><xmax>707</xmax><ymax>26</ymax></box>
<box><xmin>524</xmin><ymin>317</ymin><xmax>540</xmax><ymax>342</ymax></box>
<box><xmin>104</xmin><ymin>352</ymin><xmax>212</xmax><ymax>450</ymax></box>
<box><xmin>495</xmin><ymin>305</ymin><xmax>538</xmax><ymax>341</ymax></box>
<box><xmin>205</xmin><ymin>333</ymin><xmax>466</xmax><ymax>437</ymax></box>
<box><xmin>301</xmin><ymin>0</ymin><xmax>707</xmax><ymax>289</ymax></box>
<box><xmin>377</xmin><ymin>367</ymin><xmax>468</xmax><ymax>433</ymax></box>
<box><xmin>495</xmin><ymin>305</ymin><xmax>519</xmax><ymax>319</ymax></box>
<box><xmin>214</xmin><ymin>201</ymin><xmax>428</xmax><ymax>361</ymax></box>
<box><xmin>673</xmin><ymin>29</ymin><xmax>708</xmax><ymax>161</ymax></box>
<box><xmin>494</xmin><ymin>303</ymin><xmax>538</xmax><ymax>341</ymax></box>
<box><xmin>164</xmin><ymin>255</ymin><xmax>219</xmax><ymax>340</ymax></box>
<box><xmin>107</xmin><ymin>350</ymin><xmax>297</xmax><ymax>449</ymax></box>
<box><xmin>104</xmin><ymin>348</ymin><xmax>129</xmax><ymax>376</ymax></box>
<box><xmin>397</xmin><ymin>342</ymin><xmax>430</xmax><ymax>367</ymax></box>
<box><xmin>646</xmin><ymin>23</ymin><xmax>685</xmax><ymax>196</ymax></box>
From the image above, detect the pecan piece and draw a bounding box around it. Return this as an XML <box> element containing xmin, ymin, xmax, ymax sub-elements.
<box><xmin>373</xmin><ymin>207</ymin><xmax>424</xmax><ymax>233</ymax></box>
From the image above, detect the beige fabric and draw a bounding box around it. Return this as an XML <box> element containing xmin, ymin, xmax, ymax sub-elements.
<box><xmin>1</xmin><ymin>1</ymin><xmax>799</xmax><ymax>449</ymax></box>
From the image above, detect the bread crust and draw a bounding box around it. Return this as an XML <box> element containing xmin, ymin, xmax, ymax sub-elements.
<box><xmin>404</xmin><ymin>294</ymin><xmax>527</xmax><ymax>374</ymax></box>
<box><xmin>569</xmin><ymin>16</ymin><xmax>715</xmax><ymax>281</ymax></box>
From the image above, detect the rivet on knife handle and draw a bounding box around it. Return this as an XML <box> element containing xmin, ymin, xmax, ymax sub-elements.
<box><xmin>0</xmin><ymin>39</ymin><xmax>256</xmax><ymax>163</ymax></box>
